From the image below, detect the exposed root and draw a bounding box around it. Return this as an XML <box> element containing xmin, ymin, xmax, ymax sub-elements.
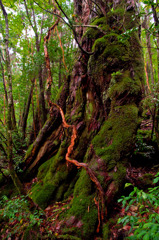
<box><xmin>52</xmin><ymin>102</ymin><xmax>105</xmax><ymax>229</ymax></box>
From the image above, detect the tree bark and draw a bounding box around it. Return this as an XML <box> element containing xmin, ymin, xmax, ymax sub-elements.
<box><xmin>21</xmin><ymin>79</ymin><xmax>35</xmax><ymax>140</ymax></box>
<box><xmin>144</xmin><ymin>10</ymin><xmax>155</xmax><ymax>85</ymax></box>
<box><xmin>23</xmin><ymin>0</ymin><xmax>145</xmax><ymax>238</ymax></box>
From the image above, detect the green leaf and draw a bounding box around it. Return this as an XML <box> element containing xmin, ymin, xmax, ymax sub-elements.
<box><xmin>136</xmin><ymin>230</ymin><xmax>147</xmax><ymax>238</ymax></box>
<box><xmin>142</xmin><ymin>192</ymin><xmax>147</xmax><ymax>200</ymax></box>
<box><xmin>143</xmin><ymin>223</ymin><xmax>153</xmax><ymax>229</ymax></box>
<box><xmin>143</xmin><ymin>233</ymin><xmax>150</xmax><ymax>240</ymax></box>
<box><xmin>125</xmin><ymin>183</ymin><xmax>133</xmax><ymax>188</ymax></box>
<box><xmin>153</xmin><ymin>177</ymin><xmax>159</xmax><ymax>184</ymax></box>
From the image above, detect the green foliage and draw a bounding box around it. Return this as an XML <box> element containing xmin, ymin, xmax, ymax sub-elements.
<box><xmin>0</xmin><ymin>195</ymin><xmax>43</xmax><ymax>223</ymax></box>
<box><xmin>134</xmin><ymin>131</ymin><xmax>154</xmax><ymax>154</ymax></box>
<box><xmin>118</xmin><ymin>173</ymin><xmax>159</xmax><ymax>239</ymax></box>
<box><xmin>142</xmin><ymin>83</ymin><xmax>159</xmax><ymax>110</ymax></box>
<box><xmin>0</xmin><ymin>195</ymin><xmax>44</xmax><ymax>238</ymax></box>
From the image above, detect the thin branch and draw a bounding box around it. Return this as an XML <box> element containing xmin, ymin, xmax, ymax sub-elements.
<box><xmin>0</xmin><ymin>56</ymin><xmax>8</xmax><ymax>105</ymax></box>
<box><xmin>23</xmin><ymin>0</ymin><xmax>35</xmax><ymax>30</ymax></box>
<box><xmin>39</xmin><ymin>13</ymin><xmax>45</xmax><ymax>46</ymax></box>
<box><xmin>33</xmin><ymin>0</ymin><xmax>94</xmax><ymax>55</ymax></box>
<box><xmin>54</xmin><ymin>0</ymin><xmax>70</xmax><ymax>24</ymax></box>
<box><xmin>0</xmin><ymin>47</ymin><xmax>5</xmax><ymax>62</ymax></box>
<box><xmin>141</xmin><ymin>46</ymin><xmax>159</xmax><ymax>50</ymax></box>
<box><xmin>56</xmin><ymin>26</ymin><xmax>68</xmax><ymax>72</ymax></box>
<box><xmin>33</xmin><ymin>0</ymin><xmax>70</xmax><ymax>28</ymax></box>
<box><xmin>31</xmin><ymin>3</ymin><xmax>38</xmax><ymax>34</ymax></box>
<box><xmin>84</xmin><ymin>0</ymin><xmax>99</xmax><ymax>16</ymax></box>
<box><xmin>91</xmin><ymin>0</ymin><xmax>103</xmax><ymax>15</ymax></box>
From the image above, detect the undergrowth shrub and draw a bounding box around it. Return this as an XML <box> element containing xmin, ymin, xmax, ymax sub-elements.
<box><xmin>118</xmin><ymin>173</ymin><xmax>159</xmax><ymax>240</ymax></box>
<box><xmin>0</xmin><ymin>195</ymin><xmax>44</xmax><ymax>239</ymax></box>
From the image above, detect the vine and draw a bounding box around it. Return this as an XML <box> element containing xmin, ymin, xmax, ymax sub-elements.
<box><xmin>52</xmin><ymin>102</ymin><xmax>105</xmax><ymax>231</ymax></box>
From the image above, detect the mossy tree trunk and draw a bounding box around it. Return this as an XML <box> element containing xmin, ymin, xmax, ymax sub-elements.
<box><xmin>23</xmin><ymin>0</ymin><xmax>145</xmax><ymax>238</ymax></box>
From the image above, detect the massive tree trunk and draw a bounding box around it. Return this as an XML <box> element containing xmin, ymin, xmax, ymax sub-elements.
<box><xmin>23</xmin><ymin>0</ymin><xmax>145</xmax><ymax>238</ymax></box>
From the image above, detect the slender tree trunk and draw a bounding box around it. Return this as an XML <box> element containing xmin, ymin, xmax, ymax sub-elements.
<box><xmin>144</xmin><ymin>11</ymin><xmax>155</xmax><ymax>85</ymax></box>
<box><xmin>0</xmin><ymin>0</ymin><xmax>16</xmax><ymax>129</ymax></box>
<box><xmin>58</xmin><ymin>56</ymin><xmax>62</xmax><ymax>88</ymax></box>
<box><xmin>0</xmin><ymin>57</ymin><xmax>8</xmax><ymax>106</ymax></box>
<box><xmin>151</xmin><ymin>0</ymin><xmax>159</xmax><ymax>81</ymax></box>
<box><xmin>38</xmin><ymin>68</ymin><xmax>47</xmax><ymax>125</ymax></box>
<box><xmin>22</xmin><ymin>79</ymin><xmax>35</xmax><ymax>140</ymax></box>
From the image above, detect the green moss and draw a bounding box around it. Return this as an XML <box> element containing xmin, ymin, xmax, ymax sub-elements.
<box><xmin>73</xmin><ymin>169</ymin><xmax>92</xmax><ymax>197</ymax></box>
<box><xmin>88</xmin><ymin>32</ymin><xmax>131</xmax><ymax>85</ymax></box>
<box><xmin>137</xmin><ymin>129</ymin><xmax>151</xmax><ymax>140</ymax></box>
<box><xmin>57</xmin><ymin>234</ymin><xmax>81</xmax><ymax>240</ymax></box>
<box><xmin>85</xmin><ymin>101</ymin><xmax>94</xmax><ymax>120</ymax></box>
<box><xmin>24</xmin><ymin>143</ymin><xmax>33</xmax><ymax>160</ymax></box>
<box><xmin>55</xmin><ymin>183</ymin><xmax>68</xmax><ymax>201</ymax></box>
<box><xmin>70</xmin><ymin>87</ymin><xmax>85</xmax><ymax>122</ymax></box>
<box><xmin>64</xmin><ymin>174</ymin><xmax>79</xmax><ymax>199</ymax></box>
<box><xmin>31</xmin><ymin>141</ymin><xmax>70</xmax><ymax>208</ymax></box>
<box><xmin>64</xmin><ymin>168</ymin><xmax>98</xmax><ymax>239</ymax></box>
<box><xmin>68</xmin><ymin>194</ymin><xmax>97</xmax><ymax>239</ymax></box>
<box><xmin>87</xmin><ymin>21</ymin><xmax>144</xmax><ymax>89</ymax></box>
<box><xmin>84</xmin><ymin>16</ymin><xmax>108</xmax><ymax>39</ymax></box>
<box><xmin>55</xmin><ymin>83</ymin><xmax>64</xmax><ymax>102</ymax></box>
<box><xmin>37</xmin><ymin>158</ymin><xmax>52</xmax><ymax>180</ymax></box>
<box><xmin>108</xmin><ymin>7</ymin><xmax>125</xmax><ymax>17</ymax></box>
<box><xmin>44</xmin><ymin>163</ymin><xmax>68</xmax><ymax>185</ymax></box>
<box><xmin>92</xmin><ymin>104</ymin><xmax>138</xmax><ymax>170</ymax></box>
<box><xmin>31</xmin><ymin>182</ymin><xmax>56</xmax><ymax>209</ymax></box>
<box><xmin>31</xmin><ymin>164</ymin><xmax>69</xmax><ymax>208</ymax></box>
<box><xmin>112</xmin><ymin>162</ymin><xmax>126</xmax><ymax>183</ymax></box>
<box><xmin>103</xmin><ymin>222</ymin><xmax>110</xmax><ymax>240</ymax></box>
<box><xmin>108</xmin><ymin>162</ymin><xmax>127</xmax><ymax>196</ymax></box>
<box><xmin>108</xmin><ymin>70</ymin><xmax>141</xmax><ymax>100</ymax></box>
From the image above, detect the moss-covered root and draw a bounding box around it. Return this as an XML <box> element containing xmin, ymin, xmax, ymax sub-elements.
<box><xmin>60</xmin><ymin>169</ymin><xmax>98</xmax><ymax>239</ymax></box>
